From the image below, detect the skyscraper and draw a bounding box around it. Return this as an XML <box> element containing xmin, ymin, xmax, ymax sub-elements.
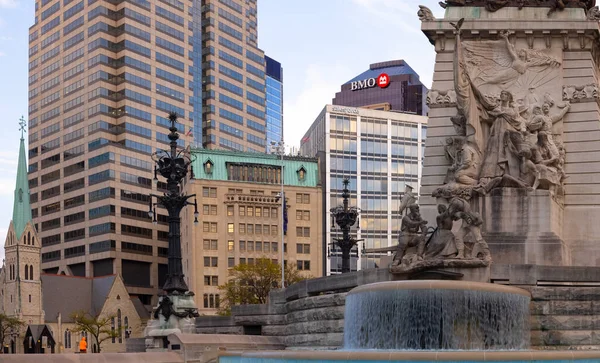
<box><xmin>265</xmin><ymin>55</ymin><xmax>283</xmax><ymax>149</ymax></box>
<box><xmin>27</xmin><ymin>0</ymin><xmax>268</xmax><ymax>306</ymax></box>
<box><xmin>200</xmin><ymin>0</ymin><xmax>268</xmax><ymax>153</ymax></box>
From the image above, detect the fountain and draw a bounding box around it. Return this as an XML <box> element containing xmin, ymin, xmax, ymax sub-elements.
<box><xmin>344</xmin><ymin>281</ymin><xmax>530</xmax><ymax>351</ymax></box>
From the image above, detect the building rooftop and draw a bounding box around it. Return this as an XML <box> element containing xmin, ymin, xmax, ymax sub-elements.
<box><xmin>345</xmin><ymin>60</ymin><xmax>421</xmax><ymax>85</ymax></box>
<box><xmin>191</xmin><ymin>148</ymin><xmax>319</xmax><ymax>187</ymax></box>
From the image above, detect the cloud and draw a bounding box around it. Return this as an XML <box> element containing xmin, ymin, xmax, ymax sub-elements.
<box><xmin>0</xmin><ymin>52</ymin><xmax>5</xmax><ymax>57</ymax></box>
<box><xmin>283</xmin><ymin>63</ymin><xmax>352</xmax><ymax>149</ymax></box>
<box><xmin>0</xmin><ymin>0</ymin><xmax>18</xmax><ymax>8</ymax></box>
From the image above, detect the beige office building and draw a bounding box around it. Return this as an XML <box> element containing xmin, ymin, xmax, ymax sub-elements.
<box><xmin>27</xmin><ymin>0</ymin><xmax>268</xmax><ymax>306</ymax></box>
<box><xmin>182</xmin><ymin>149</ymin><xmax>322</xmax><ymax>314</ymax></box>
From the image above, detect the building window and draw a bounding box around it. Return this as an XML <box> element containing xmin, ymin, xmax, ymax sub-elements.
<box><xmin>296</xmin><ymin>193</ymin><xmax>310</xmax><ymax>204</ymax></box>
<box><xmin>65</xmin><ymin>330</ymin><xmax>71</xmax><ymax>349</ymax></box>
<box><xmin>297</xmin><ymin>260</ymin><xmax>311</xmax><ymax>271</ymax></box>
<box><xmin>296</xmin><ymin>227</ymin><xmax>310</xmax><ymax>237</ymax></box>
<box><xmin>204</xmin><ymin>275</ymin><xmax>218</xmax><ymax>286</ymax></box>
<box><xmin>239</xmin><ymin>224</ymin><xmax>245</xmax><ymax>234</ymax></box>
<box><xmin>203</xmin><ymin>222</ymin><xmax>217</xmax><ymax>233</ymax></box>
<box><xmin>239</xmin><ymin>240</ymin><xmax>245</xmax><ymax>251</ymax></box>
<box><xmin>296</xmin><ymin>210</ymin><xmax>310</xmax><ymax>221</ymax></box>
<box><xmin>202</xmin><ymin>187</ymin><xmax>217</xmax><ymax>198</ymax></box>
<box><xmin>204</xmin><ymin>257</ymin><xmax>218</xmax><ymax>267</ymax></box>
<box><xmin>203</xmin><ymin>204</ymin><xmax>217</xmax><ymax>215</ymax></box>
<box><xmin>227</xmin><ymin>206</ymin><xmax>234</xmax><ymax>216</ymax></box>
<box><xmin>247</xmin><ymin>206</ymin><xmax>253</xmax><ymax>217</ymax></box>
<box><xmin>203</xmin><ymin>239</ymin><xmax>218</xmax><ymax>250</ymax></box>
<box><xmin>297</xmin><ymin>243</ymin><xmax>311</xmax><ymax>254</ymax></box>
<box><xmin>228</xmin><ymin>257</ymin><xmax>235</xmax><ymax>267</ymax></box>
<box><xmin>238</xmin><ymin>206</ymin><xmax>245</xmax><ymax>216</ymax></box>
<box><xmin>228</xmin><ymin>240</ymin><xmax>234</xmax><ymax>251</ymax></box>
<box><xmin>227</xmin><ymin>223</ymin><xmax>234</xmax><ymax>233</ymax></box>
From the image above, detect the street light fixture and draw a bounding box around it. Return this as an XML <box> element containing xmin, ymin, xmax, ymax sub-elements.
<box><xmin>270</xmin><ymin>140</ymin><xmax>286</xmax><ymax>288</ymax></box>
<box><xmin>330</xmin><ymin>178</ymin><xmax>363</xmax><ymax>273</ymax></box>
<box><xmin>147</xmin><ymin>112</ymin><xmax>198</xmax><ymax>294</ymax></box>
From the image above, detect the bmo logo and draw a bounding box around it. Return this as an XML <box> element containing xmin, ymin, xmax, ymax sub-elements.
<box><xmin>350</xmin><ymin>73</ymin><xmax>391</xmax><ymax>91</ymax></box>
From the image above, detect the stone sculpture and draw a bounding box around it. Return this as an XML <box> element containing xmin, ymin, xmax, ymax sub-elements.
<box><xmin>417</xmin><ymin>5</ymin><xmax>435</xmax><ymax>21</ymax></box>
<box><xmin>423</xmin><ymin>204</ymin><xmax>458</xmax><ymax>259</ymax></box>
<box><xmin>587</xmin><ymin>5</ymin><xmax>600</xmax><ymax>19</ymax></box>
<box><xmin>392</xmin><ymin>204</ymin><xmax>428</xmax><ymax>266</ymax></box>
<box><xmin>447</xmin><ymin>197</ymin><xmax>491</xmax><ymax>260</ymax></box>
<box><xmin>432</xmin><ymin>20</ymin><xmax>569</xmax><ymax>199</ymax></box>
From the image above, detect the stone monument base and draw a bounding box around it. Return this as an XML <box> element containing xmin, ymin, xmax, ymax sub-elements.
<box><xmin>145</xmin><ymin>293</ymin><xmax>198</xmax><ymax>352</ymax></box>
<box><xmin>389</xmin><ymin>258</ymin><xmax>491</xmax><ymax>283</ymax></box>
<box><xmin>472</xmin><ymin>188</ymin><xmax>568</xmax><ymax>266</ymax></box>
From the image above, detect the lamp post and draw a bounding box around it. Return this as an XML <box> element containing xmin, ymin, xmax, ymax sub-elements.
<box><xmin>270</xmin><ymin>140</ymin><xmax>285</xmax><ymax>288</ymax></box>
<box><xmin>330</xmin><ymin>178</ymin><xmax>362</xmax><ymax>273</ymax></box>
<box><xmin>148</xmin><ymin>112</ymin><xmax>199</xmax><ymax>294</ymax></box>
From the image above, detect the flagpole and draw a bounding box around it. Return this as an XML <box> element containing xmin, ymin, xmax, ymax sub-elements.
<box><xmin>271</xmin><ymin>140</ymin><xmax>286</xmax><ymax>289</ymax></box>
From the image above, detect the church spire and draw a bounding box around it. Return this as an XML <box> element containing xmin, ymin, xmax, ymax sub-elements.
<box><xmin>12</xmin><ymin>116</ymin><xmax>32</xmax><ymax>240</ymax></box>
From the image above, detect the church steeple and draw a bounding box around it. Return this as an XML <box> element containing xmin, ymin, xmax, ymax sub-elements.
<box><xmin>12</xmin><ymin>116</ymin><xmax>32</xmax><ymax>240</ymax></box>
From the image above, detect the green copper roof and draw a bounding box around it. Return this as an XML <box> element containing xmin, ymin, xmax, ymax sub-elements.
<box><xmin>191</xmin><ymin>148</ymin><xmax>319</xmax><ymax>187</ymax></box>
<box><xmin>12</xmin><ymin>137</ymin><xmax>33</xmax><ymax>240</ymax></box>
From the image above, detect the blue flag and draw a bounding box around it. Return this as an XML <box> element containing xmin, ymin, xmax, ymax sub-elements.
<box><xmin>283</xmin><ymin>198</ymin><xmax>288</xmax><ymax>235</ymax></box>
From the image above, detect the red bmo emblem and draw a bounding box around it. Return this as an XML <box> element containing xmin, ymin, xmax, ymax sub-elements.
<box><xmin>377</xmin><ymin>73</ymin><xmax>390</xmax><ymax>88</ymax></box>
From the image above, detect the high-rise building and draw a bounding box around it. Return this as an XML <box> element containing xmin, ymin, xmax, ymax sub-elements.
<box><xmin>265</xmin><ymin>55</ymin><xmax>283</xmax><ymax>149</ymax></box>
<box><xmin>182</xmin><ymin>149</ymin><xmax>322</xmax><ymax>313</ymax></box>
<box><xmin>27</xmin><ymin>0</ymin><xmax>268</xmax><ymax>306</ymax></box>
<box><xmin>332</xmin><ymin>60</ymin><xmax>428</xmax><ymax>116</ymax></box>
<box><xmin>300</xmin><ymin>105</ymin><xmax>427</xmax><ymax>275</ymax></box>
<box><xmin>200</xmin><ymin>0</ymin><xmax>269</xmax><ymax>153</ymax></box>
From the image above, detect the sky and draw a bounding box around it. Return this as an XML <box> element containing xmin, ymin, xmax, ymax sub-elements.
<box><xmin>0</xmin><ymin>0</ymin><xmax>445</xmax><ymax>262</ymax></box>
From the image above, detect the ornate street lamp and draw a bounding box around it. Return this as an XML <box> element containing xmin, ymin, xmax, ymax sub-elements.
<box><xmin>148</xmin><ymin>112</ymin><xmax>199</xmax><ymax>294</ymax></box>
<box><xmin>143</xmin><ymin>112</ymin><xmax>202</xmax><ymax>346</ymax></box>
<box><xmin>269</xmin><ymin>140</ymin><xmax>286</xmax><ymax>288</ymax></box>
<box><xmin>330</xmin><ymin>178</ymin><xmax>362</xmax><ymax>273</ymax></box>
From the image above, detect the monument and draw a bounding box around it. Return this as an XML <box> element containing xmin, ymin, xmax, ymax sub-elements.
<box><xmin>418</xmin><ymin>0</ymin><xmax>600</xmax><ymax>267</ymax></box>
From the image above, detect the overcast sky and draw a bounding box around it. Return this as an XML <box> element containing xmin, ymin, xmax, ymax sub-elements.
<box><xmin>0</xmin><ymin>0</ymin><xmax>444</xmax><ymax>262</ymax></box>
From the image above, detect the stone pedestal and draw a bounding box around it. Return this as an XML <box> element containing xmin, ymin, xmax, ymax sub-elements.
<box><xmin>144</xmin><ymin>293</ymin><xmax>198</xmax><ymax>352</ymax></box>
<box><xmin>473</xmin><ymin>188</ymin><xmax>569</xmax><ymax>266</ymax></box>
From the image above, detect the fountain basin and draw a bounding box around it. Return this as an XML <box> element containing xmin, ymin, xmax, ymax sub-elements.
<box><xmin>344</xmin><ymin>280</ymin><xmax>531</xmax><ymax>351</ymax></box>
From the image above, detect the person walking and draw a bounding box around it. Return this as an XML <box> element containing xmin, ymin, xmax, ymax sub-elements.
<box><xmin>79</xmin><ymin>336</ymin><xmax>87</xmax><ymax>354</ymax></box>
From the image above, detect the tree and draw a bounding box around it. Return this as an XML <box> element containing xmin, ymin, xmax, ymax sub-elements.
<box><xmin>218</xmin><ymin>258</ymin><xmax>309</xmax><ymax>315</ymax></box>
<box><xmin>70</xmin><ymin>311</ymin><xmax>120</xmax><ymax>353</ymax></box>
<box><xmin>0</xmin><ymin>314</ymin><xmax>24</xmax><ymax>349</ymax></box>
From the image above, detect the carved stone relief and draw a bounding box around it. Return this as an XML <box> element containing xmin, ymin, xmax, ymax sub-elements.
<box><xmin>432</xmin><ymin>21</ymin><xmax>569</xmax><ymax>200</ymax></box>
<box><xmin>563</xmin><ymin>83</ymin><xmax>599</xmax><ymax>101</ymax></box>
<box><xmin>426</xmin><ymin>89</ymin><xmax>457</xmax><ymax>107</ymax></box>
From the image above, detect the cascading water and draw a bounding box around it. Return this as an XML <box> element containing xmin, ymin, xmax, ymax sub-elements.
<box><xmin>343</xmin><ymin>280</ymin><xmax>530</xmax><ymax>351</ymax></box>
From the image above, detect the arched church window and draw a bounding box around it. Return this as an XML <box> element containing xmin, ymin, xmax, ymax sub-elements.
<box><xmin>118</xmin><ymin>309</ymin><xmax>122</xmax><ymax>343</ymax></box>
<box><xmin>27</xmin><ymin>232</ymin><xmax>30</xmax><ymax>245</ymax></box>
<box><xmin>124</xmin><ymin>317</ymin><xmax>129</xmax><ymax>338</ymax></box>
<box><xmin>32</xmin><ymin>237</ymin><xmax>34</xmax><ymax>246</ymax></box>
<box><xmin>209</xmin><ymin>294</ymin><xmax>215</xmax><ymax>308</ymax></box>
<box><xmin>30</xmin><ymin>265</ymin><xmax>33</xmax><ymax>280</ymax></box>
<box><xmin>29</xmin><ymin>294</ymin><xmax>31</xmax><ymax>303</ymax></box>
<box><xmin>203</xmin><ymin>294</ymin><xmax>208</xmax><ymax>308</ymax></box>
<box><xmin>24</xmin><ymin>264</ymin><xmax>28</xmax><ymax>280</ymax></box>
<box><xmin>111</xmin><ymin>317</ymin><xmax>115</xmax><ymax>343</ymax></box>
<box><xmin>64</xmin><ymin>330</ymin><xmax>71</xmax><ymax>349</ymax></box>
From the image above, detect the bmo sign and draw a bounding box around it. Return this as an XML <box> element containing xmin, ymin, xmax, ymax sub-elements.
<box><xmin>350</xmin><ymin>73</ymin><xmax>390</xmax><ymax>91</ymax></box>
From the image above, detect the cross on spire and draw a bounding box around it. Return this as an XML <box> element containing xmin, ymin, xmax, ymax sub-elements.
<box><xmin>18</xmin><ymin>116</ymin><xmax>26</xmax><ymax>140</ymax></box>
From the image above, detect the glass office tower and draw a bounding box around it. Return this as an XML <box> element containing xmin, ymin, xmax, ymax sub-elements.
<box><xmin>300</xmin><ymin>105</ymin><xmax>427</xmax><ymax>275</ymax></box>
<box><xmin>28</xmin><ymin>0</ymin><xmax>268</xmax><ymax>306</ymax></box>
<box><xmin>265</xmin><ymin>55</ymin><xmax>283</xmax><ymax>150</ymax></box>
<box><xmin>201</xmin><ymin>0</ymin><xmax>268</xmax><ymax>153</ymax></box>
